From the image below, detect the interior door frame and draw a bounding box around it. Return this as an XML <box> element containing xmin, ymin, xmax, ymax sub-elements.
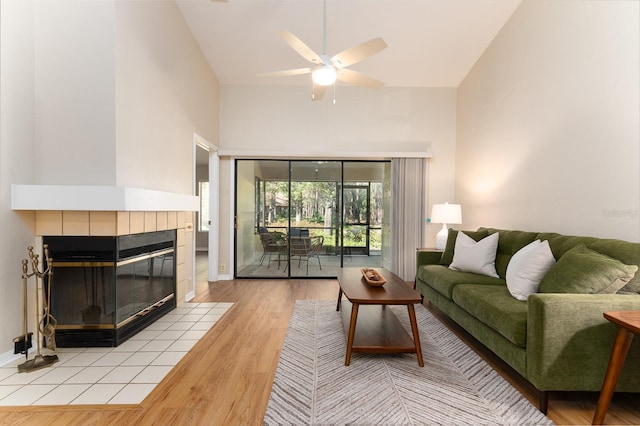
<box><xmin>193</xmin><ymin>133</ymin><xmax>219</xmax><ymax>286</ymax></box>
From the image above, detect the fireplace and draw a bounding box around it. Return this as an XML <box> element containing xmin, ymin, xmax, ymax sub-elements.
<box><xmin>43</xmin><ymin>230</ymin><xmax>176</xmax><ymax>347</ymax></box>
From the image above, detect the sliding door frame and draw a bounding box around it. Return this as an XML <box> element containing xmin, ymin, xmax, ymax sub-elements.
<box><xmin>233</xmin><ymin>159</ymin><xmax>390</xmax><ymax>278</ymax></box>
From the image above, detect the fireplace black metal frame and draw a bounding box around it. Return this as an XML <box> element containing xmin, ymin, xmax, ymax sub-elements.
<box><xmin>43</xmin><ymin>230</ymin><xmax>177</xmax><ymax>347</ymax></box>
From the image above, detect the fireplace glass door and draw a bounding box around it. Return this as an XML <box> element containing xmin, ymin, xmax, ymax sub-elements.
<box><xmin>50</xmin><ymin>263</ymin><xmax>116</xmax><ymax>327</ymax></box>
<box><xmin>116</xmin><ymin>250</ymin><xmax>174</xmax><ymax>326</ymax></box>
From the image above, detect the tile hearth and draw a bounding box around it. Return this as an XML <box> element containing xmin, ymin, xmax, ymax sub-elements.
<box><xmin>0</xmin><ymin>302</ymin><xmax>232</xmax><ymax>406</ymax></box>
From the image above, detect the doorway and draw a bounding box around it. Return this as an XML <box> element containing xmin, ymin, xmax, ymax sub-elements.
<box><xmin>234</xmin><ymin>159</ymin><xmax>390</xmax><ymax>278</ymax></box>
<box><xmin>193</xmin><ymin>134</ymin><xmax>219</xmax><ymax>287</ymax></box>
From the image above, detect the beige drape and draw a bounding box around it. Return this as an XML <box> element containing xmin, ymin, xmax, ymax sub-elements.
<box><xmin>390</xmin><ymin>158</ymin><xmax>426</xmax><ymax>281</ymax></box>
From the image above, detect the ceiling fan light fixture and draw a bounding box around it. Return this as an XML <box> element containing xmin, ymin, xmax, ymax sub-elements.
<box><xmin>312</xmin><ymin>65</ymin><xmax>337</xmax><ymax>86</ymax></box>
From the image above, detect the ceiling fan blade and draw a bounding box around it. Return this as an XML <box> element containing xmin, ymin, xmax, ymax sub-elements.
<box><xmin>277</xmin><ymin>31</ymin><xmax>323</xmax><ymax>65</ymax></box>
<box><xmin>311</xmin><ymin>83</ymin><xmax>327</xmax><ymax>101</ymax></box>
<box><xmin>259</xmin><ymin>68</ymin><xmax>312</xmax><ymax>78</ymax></box>
<box><xmin>337</xmin><ymin>68</ymin><xmax>385</xmax><ymax>89</ymax></box>
<box><xmin>330</xmin><ymin>38</ymin><xmax>388</xmax><ymax>68</ymax></box>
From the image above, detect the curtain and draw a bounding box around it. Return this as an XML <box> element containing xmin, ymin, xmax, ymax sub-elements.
<box><xmin>390</xmin><ymin>158</ymin><xmax>426</xmax><ymax>281</ymax></box>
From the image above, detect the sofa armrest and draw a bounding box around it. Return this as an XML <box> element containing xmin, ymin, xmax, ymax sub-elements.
<box><xmin>527</xmin><ymin>293</ymin><xmax>640</xmax><ymax>391</ymax></box>
<box><xmin>416</xmin><ymin>249</ymin><xmax>443</xmax><ymax>267</ymax></box>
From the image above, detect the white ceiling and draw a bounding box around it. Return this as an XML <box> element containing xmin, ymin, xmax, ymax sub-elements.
<box><xmin>176</xmin><ymin>0</ymin><xmax>522</xmax><ymax>88</ymax></box>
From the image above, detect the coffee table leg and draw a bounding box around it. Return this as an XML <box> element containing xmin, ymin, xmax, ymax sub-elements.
<box><xmin>345</xmin><ymin>302</ymin><xmax>359</xmax><ymax>366</ymax></box>
<box><xmin>407</xmin><ymin>304</ymin><xmax>424</xmax><ymax>367</ymax></box>
<box><xmin>336</xmin><ymin>288</ymin><xmax>343</xmax><ymax>311</ymax></box>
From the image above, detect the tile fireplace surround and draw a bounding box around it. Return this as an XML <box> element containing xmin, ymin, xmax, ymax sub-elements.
<box><xmin>33</xmin><ymin>209</ymin><xmax>193</xmax><ymax>307</ymax></box>
<box><xmin>11</xmin><ymin>184</ymin><xmax>202</xmax><ymax>311</ymax></box>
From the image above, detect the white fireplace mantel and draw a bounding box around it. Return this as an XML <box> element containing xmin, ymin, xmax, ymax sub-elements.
<box><xmin>11</xmin><ymin>185</ymin><xmax>199</xmax><ymax>212</ymax></box>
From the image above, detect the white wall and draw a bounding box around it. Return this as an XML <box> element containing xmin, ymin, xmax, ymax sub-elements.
<box><xmin>456</xmin><ymin>0</ymin><xmax>640</xmax><ymax>241</ymax></box>
<box><xmin>34</xmin><ymin>1</ymin><xmax>117</xmax><ymax>185</ymax></box>
<box><xmin>220</xmin><ymin>85</ymin><xmax>452</xmax><ymax>155</ymax></box>
<box><xmin>115</xmin><ymin>1</ymin><xmax>219</xmax><ymax>193</ymax></box>
<box><xmin>25</xmin><ymin>0</ymin><xmax>220</xmax><ymax>193</ymax></box>
<box><xmin>218</xmin><ymin>85</ymin><xmax>458</xmax><ymax>269</ymax></box>
<box><xmin>0</xmin><ymin>0</ymin><xmax>38</xmax><ymax>364</ymax></box>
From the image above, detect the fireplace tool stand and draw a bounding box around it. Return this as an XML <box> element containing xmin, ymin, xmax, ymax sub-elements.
<box><xmin>16</xmin><ymin>245</ymin><xmax>58</xmax><ymax>373</ymax></box>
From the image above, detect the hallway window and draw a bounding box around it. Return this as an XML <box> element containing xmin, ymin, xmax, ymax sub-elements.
<box><xmin>199</xmin><ymin>181</ymin><xmax>210</xmax><ymax>232</ymax></box>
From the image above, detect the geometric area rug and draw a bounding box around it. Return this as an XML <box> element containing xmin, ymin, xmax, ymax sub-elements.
<box><xmin>264</xmin><ymin>300</ymin><xmax>553</xmax><ymax>425</ymax></box>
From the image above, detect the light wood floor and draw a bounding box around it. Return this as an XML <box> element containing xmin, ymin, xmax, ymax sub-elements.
<box><xmin>0</xmin><ymin>256</ymin><xmax>638</xmax><ymax>425</ymax></box>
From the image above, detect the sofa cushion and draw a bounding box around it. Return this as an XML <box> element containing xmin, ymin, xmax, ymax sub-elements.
<box><xmin>539</xmin><ymin>234</ymin><xmax>640</xmax><ymax>294</ymax></box>
<box><xmin>439</xmin><ymin>228</ymin><xmax>489</xmax><ymax>266</ymax></box>
<box><xmin>506</xmin><ymin>240</ymin><xmax>556</xmax><ymax>301</ymax></box>
<box><xmin>539</xmin><ymin>244</ymin><xmax>639</xmax><ymax>294</ymax></box>
<box><xmin>417</xmin><ymin>264</ymin><xmax>505</xmax><ymax>300</ymax></box>
<box><xmin>452</xmin><ymin>284</ymin><xmax>528</xmax><ymax>348</ymax></box>
<box><xmin>479</xmin><ymin>228</ymin><xmax>540</xmax><ymax>278</ymax></box>
<box><xmin>449</xmin><ymin>232</ymin><xmax>499</xmax><ymax>278</ymax></box>
<box><xmin>589</xmin><ymin>239</ymin><xmax>640</xmax><ymax>293</ymax></box>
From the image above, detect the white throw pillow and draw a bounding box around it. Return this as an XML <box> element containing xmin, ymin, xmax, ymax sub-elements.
<box><xmin>449</xmin><ymin>232</ymin><xmax>500</xmax><ymax>278</ymax></box>
<box><xmin>506</xmin><ymin>239</ymin><xmax>556</xmax><ymax>301</ymax></box>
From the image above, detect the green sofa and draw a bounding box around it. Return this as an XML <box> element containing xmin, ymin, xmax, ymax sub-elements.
<box><xmin>415</xmin><ymin>227</ymin><xmax>640</xmax><ymax>413</ymax></box>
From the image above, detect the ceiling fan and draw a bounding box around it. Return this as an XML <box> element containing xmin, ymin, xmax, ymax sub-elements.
<box><xmin>262</xmin><ymin>0</ymin><xmax>388</xmax><ymax>101</ymax></box>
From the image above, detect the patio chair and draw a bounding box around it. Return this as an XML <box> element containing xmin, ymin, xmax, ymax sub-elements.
<box><xmin>259</xmin><ymin>231</ymin><xmax>286</xmax><ymax>268</ymax></box>
<box><xmin>289</xmin><ymin>235</ymin><xmax>324</xmax><ymax>275</ymax></box>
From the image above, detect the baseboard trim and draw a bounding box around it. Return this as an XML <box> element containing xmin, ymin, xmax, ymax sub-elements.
<box><xmin>0</xmin><ymin>350</ymin><xmax>23</xmax><ymax>368</ymax></box>
<box><xmin>216</xmin><ymin>273</ymin><xmax>233</xmax><ymax>281</ymax></box>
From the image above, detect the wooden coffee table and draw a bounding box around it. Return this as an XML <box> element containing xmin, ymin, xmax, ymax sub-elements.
<box><xmin>336</xmin><ymin>267</ymin><xmax>424</xmax><ymax>367</ymax></box>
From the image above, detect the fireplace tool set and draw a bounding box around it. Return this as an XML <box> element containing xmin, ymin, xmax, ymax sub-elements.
<box><xmin>13</xmin><ymin>245</ymin><xmax>58</xmax><ymax>372</ymax></box>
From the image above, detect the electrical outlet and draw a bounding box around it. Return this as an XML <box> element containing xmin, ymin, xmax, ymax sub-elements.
<box><xmin>220</xmin><ymin>264</ymin><xmax>226</xmax><ymax>272</ymax></box>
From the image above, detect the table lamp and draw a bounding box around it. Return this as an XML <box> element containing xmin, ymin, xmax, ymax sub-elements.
<box><xmin>430</xmin><ymin>203</ymin><xmax>462</xmax><ymax>250</ymax></box>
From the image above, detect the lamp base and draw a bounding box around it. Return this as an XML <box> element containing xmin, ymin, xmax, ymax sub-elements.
<box><xmin>435</xmin><ymin>224</ymin><xmax>449</xmax><ymax>250</ymax></box>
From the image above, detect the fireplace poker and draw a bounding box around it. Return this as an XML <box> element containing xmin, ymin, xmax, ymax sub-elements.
<box><xmin>40</xmin><ymin>249</ymin><xmax>57</xmax><ymax>351</ymax></box>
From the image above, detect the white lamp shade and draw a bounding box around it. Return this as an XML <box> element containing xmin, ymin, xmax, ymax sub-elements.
<box><xmin>430</xmin><ymin>203</ymin><xmax>462</xmax><ymax>225</ymax></box>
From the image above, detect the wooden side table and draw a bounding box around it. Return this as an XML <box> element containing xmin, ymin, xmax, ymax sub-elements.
<box><xmin>592</xmin><ymin>311</ymin><xmax>640</xmax><ymax>425</ymax></box>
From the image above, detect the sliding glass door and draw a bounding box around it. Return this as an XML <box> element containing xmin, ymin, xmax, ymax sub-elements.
<box><xmin>235</xmin><ymin>160</ymin><xmax>289</xmax><ymax>277</ymax></box>
<box><xmin>343</xmin><ymin>162</ymin><xmax>389</xmax><ymax>268</ymax></box>
<box><xmin>235</xmin><ymin>159</ymin><xmax>390</xmax><ymax>278</ymax></box>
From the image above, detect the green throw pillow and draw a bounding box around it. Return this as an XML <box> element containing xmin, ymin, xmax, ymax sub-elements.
<box><xmin>439</xmin><ymin>229</ymin><xmax>489</xmax><ymax>266</ymax></box>
<box><xmin>538</xmin><ymin>244</ymin><xmax>639</xmax><ymax>294</ymax></box>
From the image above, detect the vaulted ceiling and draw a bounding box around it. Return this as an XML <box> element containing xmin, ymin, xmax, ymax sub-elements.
<box><xmin>176</xmin><ymin>0</ymin><xmax>522</xmax><ymax>88</ymax></box>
